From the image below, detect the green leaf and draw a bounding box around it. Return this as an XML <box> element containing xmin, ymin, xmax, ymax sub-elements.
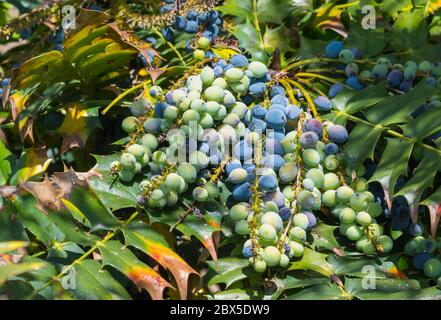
<box><xmin>286</xmin><ymin>283</ymin><xmax>351</xmax><ymax>300</ymax></box>
<box><xmin>344</xmin><ymin>123</ymin><xmax>384</xmax><ymax>170</ymax></box>
<box><xmin>269</xmin><ymin>274</ymin><xmax>329</xmax><ymax>300</ymax></box>
<box><xmin>208</xmin><ymin>288</ymin><xmax>263</xmax><ymax>300</ymax></box>
<box><xmin>369</xmin><ymin>138</ymin><xmax>414</xmax><ymax>197</ymax></box>
<box><xmin>232</xmin><ymin>20</ymin><xmax>264</xmax><ymax>57</ymax></box>
<box><xmin>343</xmin><ymin>83</ymin><xmax>390</xmax><ymax>114</ymax></box>
<box><xmin>68</xmin><ymin>259</ymin><xmax>131</xmax><ymax>300</ymax></box>
<box><xmin>89</xmin><ymin>175</ymin><xmax>139</xmax><ymax>210</ymax></box>
<box><xmin>364</xmin><ymin>81</ymin><xmax>438</xmax><ymax>126</ymax></box>
<box><xmin>346</xmin><ymin>14</ymin><xmax>386</xmax><ymax>57</ymax></box>
<box><xmin>206</xmin><ymin>257</ymin><xmax>256</xmax><ymax>288</ymax></box>
<box><xmin>288</xmin><ymin>247</ymin><xmax>334</xmax><ymax>277</ymax></box>
<box><xmin>0</xmin><ymin>261</ymin><xmax>47</xmax><ymax>286</ymax></box>
<box><xmin>218</xmin><ymin>0</ymin><xmax>252</xmax><ymax>21</ymax></box>
<box><xmin>391</xmin><ymin>8</ymin><xmax>428</xmax><ymax>50</ymax></box>
<box><xmin>256</xmin><ymin>0</ymin><xmax>293</xmax><ymax>23</ymax></box>
<box><xmin>311</xmin><ymin>223</ymin><xmax>342</xmax><ymax>253</ymax></box>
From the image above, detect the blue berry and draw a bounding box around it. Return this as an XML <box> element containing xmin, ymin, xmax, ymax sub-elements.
<box><xmin>201</xmin><ymin>30</ymin><xmax>213</xmax><ymax>41</ymax></box>
<box><xmin>242</xmin><ymin>246</ymin><xmax>253</xmax><ymax>258</ymax></box>
<box><xmin>208</xmin><ymin>10</ymin><xmax>219</xmax><ymax>23</ymax></box>
<box><xmin>413</xmin><ymin>253</ymin><xmax>434</xmax><ymax>270</ymax></box>
<box><xmin>234</xmin><ymin>140</ymin><xmax>254</xmax><ymax>161</ymax></box>
<box><xmin>271</xmin><ymin>94</ymin><xmax>289</xmax><ymax>106</ymax></box>
<box><xmin>266</xmin><ymin>138</ymin><xmax>284</xmax><ymax>156</ymax></box>
<box><xmin>145</xmin><ymin>37</ymin><xmax>157</xmax><ymax>45</ymax></box>
<box><xmin>206</xmin><ymin>24</ymin><xmax>219</xmax><ymax>36</ymax></box>
<box><xmin>265</xmin><ymin>109</ymin><xmax>287</xmax><ymax>129</ymax></box>
<box><xmin>187</xmin><ymin>10</ymin><xmax>198</xmax><ymax>21</ymax></box>
<box><xmin>249</xmin><ymin>82</ymin><xmax>266</xmax><ymax>97</ymax></box>
<box><xmin>399</xmin><ymin>80</ymin><xmax>413</xmax><ymax>93</ymax></box>
<box><xmin>231</xmin><ymin>54</ymin><xmax>249</xmax><ymax>67</ymax></box>
<box><xmin>258</xmin><ymin>175</ymin><xmax>278</xmax><ymax>192</ymax></box>
<box><xmin>173</xmin><ymin>16</ymin><xmax>187</xmax><ymax>30</ymax></box>
<box><xmin>328</xmin><ymin>83</ymin><xmax>345</xmax><ymax>98</ymax></box>
<box><xmin>314</xmin><ymin>96</ymin><xmax>332</xmax><ymax>111</ymax></box>
<box><xmin>324</xmin><ymin>143</ymin><xmax>339</xmax><ymax>155</ymax></box>
<box><xmin>346</xmin><ymin>76</ymin><xmax>364</xmax><ymax>90</ymax></box>
<box><xmin>279</xmin><ymin>207</ymin><xmax>291</xmax><ymax>222</ymax></box>
<box><xmin>304</xmin><ymin>211</ymin><xmax>317</xmax><ymax>229</ymax></box>
<box><xmin>270</xmin><ymin>85</ymin><xmax>285</xmax><ymax>98</ymax></box>
<box><xmin>198</xmin><ymin>12</ymin><xmax>208</xmax><ymax>25</ymax></box>
<box><xmin>300</xmin><ymin>131</ymin><xmax>319</xmax><ymax>148</ymax></box>
<box><xmin>161</xmin><ymin>27</ymin><xmax>174</xmax><ymax>42</ymax></box>
<box><xmin>285</xmin><ymin>105</ymin><xmax>301</xmax><ymax>120</ymax></box>
<box><xmin>214</xmin><ymin>17</ymin><xmax>223</xmax><ymax>26</ymax></box>
<box><xmin>304</xmin><ymin>118</ymin><xmax>323</xmax><ymax>137</ymax></box>
<box><xmin>387</xmin><ymin>69</ymin><xmax>403</xmax><ymax>88</ymax></box>
<box><xmin>251</xmin><ymin>104</ymin><xmax>267</xmax><ymax>119</ymax></box>
<box><xmin>185</xmin><ymin>20</ymin><xmax>199</xmax><ymax>33</ymax></box>
<box><xmin>325</xmin><ymin>41</ymin><xmax>344</xmax><ymax>58</ymax></box>
<box><xmin>226</xmin><ymin>160</ymin><xmax>242</xmax><ymax>175</ymax></box>
<box><xmin>233</xmin><ymin>182</ymin><xmax>252</xmax><ymax>201</ymax></box>
<box><xmin>327</xmin><ymin>125</ymin><xmax>348</xmax><ymax>144</ymax></box>
<box><xmin>249</xmin><ymin>119</ymin><xmax>267</xmax><ymax>132</ymax></box>
<box><xmin>265</xmin><ymin>154</ymin><xmax>285</xmax><ymax>170</ymax></box>
<box><xmin>160</xmin><ymin>4</ymin><xmax>173</xmax><ymax>13</ymax></box>
<box><xmin>351</xmin><ymin>48</ymin><xmax>362</xmax><ymax>59</ymax></box>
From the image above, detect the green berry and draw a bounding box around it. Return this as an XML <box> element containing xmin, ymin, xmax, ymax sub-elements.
<box><xmin>259</xmin><ymin>224</ymin><xmax>277</xmax><ymax>241</ymax></box>
<box><xmin>261</xmin><ymin>246</ymin><xmax>281</xmax><ymax>267</ymax></box>
<box><xmin>293</xmin><ymin>213</ymin><xmax>309</xmax><ymax>230</ymax></box>
<box><xmin>192</xmin><ymin>186</ymin><xmax>208</xmax><ymax>201</ymax></box>
<box><xmin>289</xmin><ymin>226</ymin><xmax>306</xmax><ymax>243</ymax></box>
<box><xmin>120</xmin><ymin>152</ymin><xmax>136</xmax><ymax>170</ymax></box>
<box><xmin>356</xmin><ymin>211</ymin><xmax>372</xmax><ymax>226</ymax></box>
<box><xmin>127</xmin><ymin>143</ymin><xmax>145</xmax><ymax>160</ymax></box>
<box><xmin>193</xmin><ymin>49</ymin><xmax>205</xmax><ymax>60</ymax></box>
<box><xmin>177</xmin><ymin>163</ymin><xmax>197</xmax><ymax>183</ymax></box>
<box><xmin>346</xmin><ymin>225</ymin><xmax>363</xmax><ymax>241</ymax></box>
<box><xmin>248</xmin><ymin>61</ymin><xmax>268</xmax><ymax>78</ymax></box>
<box><xmin>235</xmin><ymin>220</ymin><xmax>250</xmax><ymax>236</ymax></box>
<box><xmin>197</xmin><ymin>36</ymin><xmax>211</xmax><ymax>49</ymax></box>
<box><xmin>230</xmin><ymin>203</ymin><xmax>249</xmax><ymax>222</ymax></box>
<box><xmin>122</xmin><ymin>116</ymin><xmax>138</xmax><ymax>133</ymax></box>
<box><xmin>119</xmin><ymin>169</ymin><xmax>134</xmax><ymax>182</ymax></box>
<box><xmin>339</xmin><ymin>207</ymin><xmax>356</xmax><ymax>224</ymax></box>
<box><xmin>423</xmin><ymin>258</ymin><xmax>441</xmax><ymax>278</ymax></box>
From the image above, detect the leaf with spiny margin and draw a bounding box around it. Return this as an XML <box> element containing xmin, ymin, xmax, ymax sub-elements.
<box><xmin>369</xmin><ymin>138</ymin><xmax>414</xmax><ymax>209</ymax></box>
<box><xmin>59</xmin><ymin>172</ymin><xmax>121</xmax><ymax>231</ymax></box>
<box><xmin>288</xmin><ymin>247</ymin><xmax>334</xmax><ymax>277</ymax></box>
<box><xmin>0</xmin><ymin>261</ymin><xmax>46</xmax><ymax>286</ymax></box>
<box><xmin>397</xmin><ymin>150</ymin><xmax>441</xmax><ymax>223</ymax></box>
<box><xmin>286</xmin><ymin>283</ymin><xmax>350</xmax><ymax>300</ymax></box>
<box><xmin>344</xmin><ymin>277</ymin><xmax>441</xmax><ymax>300</ymax></box>
<box><xmin>9</xmin><ymin>147</ymin><xmax>52</xmax><ymax>185</ymax></box>
<box><xmin>364</xmin><ymin>81</ymin><xmax>438</xmax><ymax>126</ymax></box>
<box><xmin>67</xmin><ymin>259</ymin><xmax>130</xmax><ymax>300</ymax></box>
<box><xmin>401</xmin><ymin>107</ymin><xmax>441</xmax><ymax>139</ymax></box>
<box><xmin>217</xmin><ymin>0</ymin><xmax>252</xmax><ymax>22</ymax></box>
<box><xmin>421</xmin><ymin>187</ymin><xmax>441</xmax><ymax>238</ymax></box>
<box><xmin>149</xmin><ymin>208</ymin><xmax>220</xmax><ymax>262</ymax></box>
<box><xmin>232</xmin><ymin>20</ymin><xmax>266</xmax><ymax>61</ymax></box>
<box><xmin>57</xmin><ymin>104</ymin><xmax>101</xmax><ymax>154</ymax></box>
<box><xmin>344</xmin><ymin>122</ymin><xmax>384</xmax><ymax>170</ymax></box>
<box><xmin>123</xmin><ymin>222</ymin><xmax>198</xmax><ymax>300</ymax></box>
<box><xmin>310</xmin><ymin>223</ymin><xmax>343</xmax><ymax>255</ymax></box>
<box><xmin>207</xmin><ymin>288</ymin><xmax>263</xmax><ymax>300</ymax></box>
<box><xmin>268</xmin><ymin>274</ymin><xmax>329</xmax><ymax>300</ymax></box>
<box><xmin>8</xmin><ymin>193</ymin><xmax>64</xmax><ymax>246</ymax></box>
<box><xmin>256</xmin><ymin>0</ymin><xmax>294</xmax><ymax>24</ymax></box>
<box><xmin>99</xmin><ymin>240</ymin><xmax>172</xmax><ymax>300</ymax></box>
<box><xmin>343</xmin><ymin>83</ymin><xmax>390</xmax><ymax>114</ymax></box>
<box><xmin>346</xmin><ymin>13</ymin><xmax>386</xmax><ymax>57</ymax></box>
<box><xmin>88</xmin><ymin>174</ymin><xmax>139</xmax><ymax>211</ymax></box>
<box><xmin>390</xmin><ymin>8</ymin><xmax>428</xmax><ymax>50</ymax></box>
<box><xmin>206</xmin><ymin>257</ymin><xmax>257</xmax><ymax>288</ymax></box>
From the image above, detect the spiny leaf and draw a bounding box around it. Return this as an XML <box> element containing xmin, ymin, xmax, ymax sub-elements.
<box><xmin>123</xmin><ymin>223</ymin><xmax>198</xmax><ymax>300</ymax></box>
<box><xmin>206</xmin><ymin>257</ymin><xmax>257</xmax><ymax>288</ymax></box>
<box><xmin>10</xmin><ymin>147</ymin><xmax>52</xmax><ymax>185</ymax></box>
<box><xmin>99</xmin><ymin>240</ymin><xmax>172</xmax><ymax>300</ymax></box>
<box><xmin>288</xmin><ymin>247</ymin><xmax>334</xmax><ymax>277</ymax></box>
<box><xmin>57</xmin><ymin>104</ymin><xmax>101</xmax><ymax>154</ymax></box>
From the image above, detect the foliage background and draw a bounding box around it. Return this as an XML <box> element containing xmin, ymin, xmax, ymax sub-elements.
<box><xmin>0</xmin><ymin>0</ymin><xmax>440</xmax><ymax>300</ymax></box>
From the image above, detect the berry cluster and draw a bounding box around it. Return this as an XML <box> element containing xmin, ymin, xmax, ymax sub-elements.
<box><xmin>405</xmin><ymin>236</ymin><xmax>441</xmax><ymax>287</ymax></box>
